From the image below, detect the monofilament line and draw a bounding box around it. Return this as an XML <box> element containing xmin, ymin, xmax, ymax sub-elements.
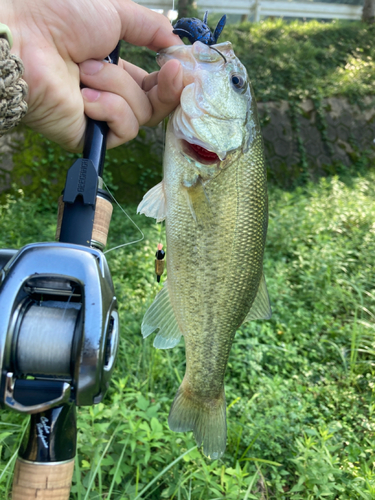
<box><xmin>103</xmin><ymin>181</ymin><xmax>145</xmax><ymax>254</ymax></box>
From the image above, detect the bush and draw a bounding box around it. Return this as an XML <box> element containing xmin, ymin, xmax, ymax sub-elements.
<box><xmin>1</xmin><ymin>172</ymin><xmax>375</xmax><ymax>498</ymax></box>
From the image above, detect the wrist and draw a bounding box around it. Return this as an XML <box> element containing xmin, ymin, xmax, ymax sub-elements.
<box><xmin>1</xmin><ymin>5</ymin><xmax>21</xmax><ymax>57</ymax></box>
<box><xmin>0</xmin><ymin>23</ymin><xmax>13</xmax><ymax>48</ymax></box>
<box><xmin>0</xmin><ymin>16</ymin><xmax>28</xmax><ymax>136</ymax></box>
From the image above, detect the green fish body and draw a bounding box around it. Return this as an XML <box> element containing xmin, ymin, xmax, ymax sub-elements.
<box><xmin>137</xmin><ymin>41</ymin><xmax>271</xmax><ymax>459</ymax></box>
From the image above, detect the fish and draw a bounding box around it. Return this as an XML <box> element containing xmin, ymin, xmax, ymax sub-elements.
<box><xmin>137</xmin><ymin>40</ymin><xmax>271</xmax><ymax>460</ymax></box>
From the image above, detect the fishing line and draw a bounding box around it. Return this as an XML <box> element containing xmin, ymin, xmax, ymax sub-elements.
<box><xmin>158</xmin><ymin>219</ymin><xmax>165</xmax><ymax>246</ymax></box>
<box><xmin>61</xmin><ymin>286</ymin><xmax>76</xmax><ymax>319</ymax></box>
<box><xmin>162</xmin><ymin>117</ymin><xmax>167</xmax><ymax>159</ymax></box>
<box><xmin>103</xmin><ymin>181</ymin><xmax>145</xmax><ymax>255</ymax></box>
<box><xmin>158</xmin><ymin>118</ymin><xmax>167</xmax><ymax>248</ymax></box>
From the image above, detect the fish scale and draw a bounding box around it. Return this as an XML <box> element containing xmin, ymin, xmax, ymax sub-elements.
<box><xmin>137</xmin><ymin>41</ymin><xmax>271</xmax><ymax>459</ymax></box>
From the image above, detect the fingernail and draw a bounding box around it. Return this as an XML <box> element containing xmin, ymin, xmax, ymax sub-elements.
<box><xmin>80</xmin><ymin>59</ymin><xmax>103</xmax><ymax>75</ymax></box>
<box><xmin>82</xmin><ymin>88</ymin><xmax>101</xmax><ymax>102</ymax></box>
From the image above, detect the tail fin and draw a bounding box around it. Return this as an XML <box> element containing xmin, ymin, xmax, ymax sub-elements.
<box><xmin>168</xmin><ymin>382</ymin><xmax>227</xmax><ymax>460</ymax></box>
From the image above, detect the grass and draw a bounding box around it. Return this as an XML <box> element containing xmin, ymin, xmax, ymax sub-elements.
<box><xmin>0</xmin><ymin>17</ymin><xmax>375</xmax><ymax>499</ymax></box>
<box><xmin>1</xmin><ymin>170</ymin><xmax>375</xmax><ymax>498</ymax></box>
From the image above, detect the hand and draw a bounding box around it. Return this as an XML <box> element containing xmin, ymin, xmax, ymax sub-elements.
<box><xmin>3</xmin><ymin>0</ymin><xmax>183</xmax><ymax>151</ymax></box>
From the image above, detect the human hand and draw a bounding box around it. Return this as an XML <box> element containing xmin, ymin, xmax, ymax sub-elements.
<box><xmin>3</xmin><ymin>0</ymin><xmax>183</xmax><ymax>151</ymax></box>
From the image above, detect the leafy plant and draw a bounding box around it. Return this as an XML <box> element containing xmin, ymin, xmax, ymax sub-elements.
<box><xmin>1</xmin><ymin>171</ymin><xmax>375</xmax><ymax>498</ymax></box>
<box><xmin>1</xmin><ymin>18</ymin><xmax>375</xmax><ymax>500</ymax></box>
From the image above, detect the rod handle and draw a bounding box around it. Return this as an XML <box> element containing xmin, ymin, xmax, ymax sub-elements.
<box><xmin>83</xmin><ymin>43</ymin><xmax>120</xmax><ymax>176</ymax></box>
<box><xmin>12</xmin><ymin>458</ymin><xmax>74</xmax><ymax>500</ymax></box>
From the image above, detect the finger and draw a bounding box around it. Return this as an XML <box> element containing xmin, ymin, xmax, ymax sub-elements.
<box><xmin>81</xmin><ymin>88</ymin><xmax>139</xmax><ymax>149</ymax></box>
<box><xmin>48</xmin><ymin>2</ymin><xmax>183</xmax><ymax>63</ymax></box>
<box><xmin>142</xmin><ymin>71</ymin><xmax>159</xmax><ymax>93</ymax></box>
<box><xmin>79</xmin><ymin>59</ymin><xmax>153</xmax><ymax>125</ymax></box>
<box><xmin>144</xmin><ymin>59</ymin><xmax>183</xmax><ymax>127</ymax></box>
<box><xmin>119</xmin><ymin>60</ymin><xmax>166</xmax><ymax>94</ymax></box>
<box><xmin>119</xmin><ymin>59</ymin><xmax>149</xmax><ymax>87</ymax></box>
<box><xmin>115</xmin><ymin>1</ymin><xmax>183</xmax><ymax>51</ymax></box>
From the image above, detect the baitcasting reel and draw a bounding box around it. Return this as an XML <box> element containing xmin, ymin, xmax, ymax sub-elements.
<box><xmin>0</xmin><ymin>241</ymin><xmax>119</xmax><ymax>414</ymax></box>
<box><xmin>0</xmin><ymin>45</ymin><xmax>121</xmax><ymax>417</ymax></box>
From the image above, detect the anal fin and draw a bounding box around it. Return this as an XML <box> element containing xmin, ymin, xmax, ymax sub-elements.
<box><xmin>141</xmin><ymin>282</ymin><xmax>183</xmax><ymax>349</ymax></box>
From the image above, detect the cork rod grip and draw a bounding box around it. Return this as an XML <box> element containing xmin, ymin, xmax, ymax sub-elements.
<box><xmin>56</xmin><ymin>195</ymin><xmax>113</xmax><ymax>249</ymax></box>
<box><xmin>12</xmin><ymin>458</ymin><xmax>74</xmax><ymax>500</ymax></box>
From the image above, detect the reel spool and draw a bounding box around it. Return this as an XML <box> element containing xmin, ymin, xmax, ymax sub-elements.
<box><xmin>0</xmin><ymin>242</ymin><xmax>119</xmax><ymax>414</ymax></box>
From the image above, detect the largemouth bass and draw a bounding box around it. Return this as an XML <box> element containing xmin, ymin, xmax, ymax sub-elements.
<box><xmin>137</xmin><ymin>41</ymin><xmax>271</xmax><ymax>459</ymax></box>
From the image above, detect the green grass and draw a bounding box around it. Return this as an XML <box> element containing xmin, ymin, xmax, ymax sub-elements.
<box><xmin>1</xmin><ymin>17</ymin><xmax>374</xmax><ymax>499</ymax></box>
<box><xmin>1</xmin><ymin>171</ymin><xmax>375</xmax><ymax>498</ymax></box>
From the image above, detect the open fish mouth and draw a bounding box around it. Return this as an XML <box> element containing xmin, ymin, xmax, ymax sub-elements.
<box><xmin>182</xmin><ymin>140</ymin><xmax>220</xmax><ymax>165</ymax></box>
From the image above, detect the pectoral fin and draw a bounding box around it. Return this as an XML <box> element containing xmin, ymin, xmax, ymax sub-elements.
<box><xmin>141</xmin><ymin>281</ymin><xmax>183</xmax><ymax>349</ymax></box>
<box><xmin>137</xmin><ymin>181</ymin><xmax>166</xmax><ymax>222</ymax></box>
<box><xmin>244</xmin><ymin>273</ymin><xmax>272</xmax><ymax>322</ymax></box>
<box><xmin>182</xmin><ymin>180</ymin><xmax>214</xmax><ymax>225</ymax></box>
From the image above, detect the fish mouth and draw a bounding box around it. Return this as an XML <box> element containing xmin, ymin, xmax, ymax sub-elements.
<box><xmin>182</xmin><ymin>140</ymin><xmax>220</xmax><ymax>165</ymax></box>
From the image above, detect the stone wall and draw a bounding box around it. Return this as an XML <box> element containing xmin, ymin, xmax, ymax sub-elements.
<box><xmin>257</xmin><ymin>96</ymin><xmax>375</xmax><ymax>186</ymax></box>
<box><xmin>1</xmin><ymin>97</ymin><xmax>375</xmax><ymax>193</ymax></box>
<box><xmin>0</xmin><ymin>133</ymin><xmax>17</xmax><ymax>191</ymax></box>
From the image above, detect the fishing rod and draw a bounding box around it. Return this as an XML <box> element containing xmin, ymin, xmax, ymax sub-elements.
<box><xmin>0</xmin><ymin>44</ymin><xmax>120</xmax><ymax>499</ymax></box>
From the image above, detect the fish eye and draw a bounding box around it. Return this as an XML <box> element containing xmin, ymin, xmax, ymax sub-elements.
<box><xmin>230</xmin><ymin>73</ymin><xmax>247</xmax><ymax>93</ymax></box>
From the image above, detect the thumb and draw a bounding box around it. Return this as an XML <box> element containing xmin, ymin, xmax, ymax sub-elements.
<box><xmin>113</xmin><ymin>0</ymin><xmax>182</xmax><ymax>51</ymax></box>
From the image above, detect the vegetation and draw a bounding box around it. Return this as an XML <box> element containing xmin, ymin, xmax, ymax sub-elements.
<box><xmin>1</xmin><ymin>170</ymin><xmax>375</xmax><ymax>498</ymax></box>
<box><xmin>123</xmin><ymin>19</ymin><xmax>375</xmax><ymax>105</ymax></box>
<box><xmin>2</xmin><ymin>19</ymin><xmax>374</xmax><ymax>205</ymax></box>
<box><xmin>0</xmin><ymin>17</ymin><xmax>375</xmax><ymax>499</ymax></box>
<box><xmin>362</xmin><ymin>0</ymin><xmax>375</xmax><ymax>23</ymax></box>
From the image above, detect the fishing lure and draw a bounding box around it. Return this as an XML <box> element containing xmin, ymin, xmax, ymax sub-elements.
<box><xmin>173</xmin><ymin>11</ymin><xmax>226</xmax><ymax>46</ymax></box>
<box><xmin>155</xmin><ymin>243</ymin><xmax>165</xmax><ymax>283</ymax></box>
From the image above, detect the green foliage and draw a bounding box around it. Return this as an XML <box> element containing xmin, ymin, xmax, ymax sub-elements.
<box><xmin>4</xmin><ymin>20</ymin><xmax>375</xmax><ymax>203</ymax></box>
<box><xmin>228</xmin><ymin>19</ymin><xmax>375</xmax><ymax>104</ymax></box>
<box><xmin>1</xmin><ymin>18</ymin><xmax>375</xmax><ymax>499</ymax></box>
<box><xmin>105</xmin><ymin>127</ymin><xmax>164</xmax><ymax>204</ymax></box>
<box><xmin>4</xmin><ymin>125</ymin><xmax>163</xmax><ymax>205</ymax></box>
<box><xmin>2</xmin><ymin>126</ymin><xmax>79</xmax><ymax>209</ymax></box>
<box><xmin>1</xmin><ymin>171</ymin><xmax>375</xmax><ymax>498</ymax></box>
<box><xmin>123</xmin><ymin>19</ymin><xmax>375</xmax><ymax>104</ymax></box>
